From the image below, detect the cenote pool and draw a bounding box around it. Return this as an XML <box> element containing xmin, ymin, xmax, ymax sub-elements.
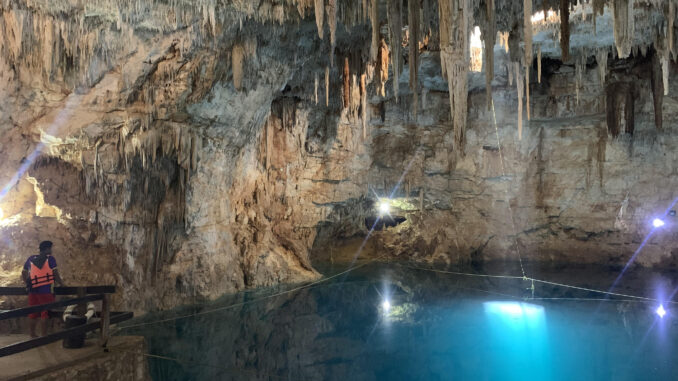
<box><xmin>118</xmin><ymin>262</ymin><xmax>678</xmax><ymax>380</ymax></box>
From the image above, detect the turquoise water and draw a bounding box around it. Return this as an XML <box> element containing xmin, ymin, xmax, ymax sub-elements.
<box><xmin>119</xmin><ymin>263</ymin><xmax>678</xmax><ymax>380</ymax></box>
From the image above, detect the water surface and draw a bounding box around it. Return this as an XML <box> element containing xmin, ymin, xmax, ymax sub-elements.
<box><xmin>119</xmin><ymin>262</ymin><xmax>678</xmax><ymax>381</ymax></box>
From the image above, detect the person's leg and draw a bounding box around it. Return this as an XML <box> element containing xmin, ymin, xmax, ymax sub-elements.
<box><xmin>39</xmin><ymin>294</ymin><xmax>54</xmax><ymax>336</ymax></box>
<box><xmin>27</xmin><ymin>293</ymin><xmax>38</xmax><ymax>337</ymax></box>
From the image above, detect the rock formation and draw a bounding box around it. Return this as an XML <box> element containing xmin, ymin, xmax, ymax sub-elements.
<box><xmin>1</xmin><ymin>0</ymin><xmax>678</xmax><ymax>312</ymax></box>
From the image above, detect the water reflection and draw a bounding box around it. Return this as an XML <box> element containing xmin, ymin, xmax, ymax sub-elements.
<box><xmin>119</xmin><ymin>263</ymin><xmax>678</xmax><ymax>381</ymax></box>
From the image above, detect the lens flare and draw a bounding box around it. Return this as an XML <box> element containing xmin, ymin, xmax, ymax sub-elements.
<box><xmin>382</xmin><ymin>300</ymin><xmax>391</xmax><ymax>311</ymax></box>
<box><xmin>656</xmin><ymin>304</ymin><xmax>667</xmax><ymax>318</ymax></box>
<box><xmin>378</xmin><ymin>201</ymin><xmax>390</xmax><ymax>215</ymax></box>
<box><xmin>653</xmin><ymin>218</ymin><xmax>665</xmax><ymax>228</ymax></box>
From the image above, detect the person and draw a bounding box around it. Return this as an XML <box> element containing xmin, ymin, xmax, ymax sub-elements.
<box><xmin>21</xmin><ymin>240</ymin><xmax>64</xmax><ymax>337</ymax></box>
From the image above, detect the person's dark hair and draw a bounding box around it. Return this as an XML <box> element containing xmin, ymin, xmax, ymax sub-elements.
<box><xmin>39</xmin><ymin>241</ymin><xmax>53</xmax><ymax>253</ymax></box>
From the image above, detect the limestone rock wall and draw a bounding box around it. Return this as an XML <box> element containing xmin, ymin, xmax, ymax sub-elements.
<box><xmin>342</xmin><ymin>49</ymin><xmax>678</xmax><ymax>269</ymax></box>
<box><xmin>0</xmin><ymin>1</ymin><xmax>368</xmax><ymax>311</ymax></box>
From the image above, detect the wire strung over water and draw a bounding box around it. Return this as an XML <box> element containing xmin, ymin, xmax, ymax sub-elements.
<box><xmin>396</xmin><ymin>262</ymin><xmax>678</xmax><ymax>305</ymax></box>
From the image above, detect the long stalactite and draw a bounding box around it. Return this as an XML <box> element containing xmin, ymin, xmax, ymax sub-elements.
<box><xmin>650</xmin><ymin>50</ymin><xmax>664</xmax><ymax>129</ymax></box>
<box><xmin>439</xmin><ymin>0</ymin><xmax>469</xmax><ymax>153</ymax></box>
<box><xmin>575</xmin><ymin>53</ymin><xmax>585</xmax><ymax>105</ymax></box>
<box><xmin>612</xmin><ymin>0</ymin><xmax>634</xmax><ymax>59</ymax></box>
<box><xmin>537</xmin><ymin>47</ymin><xmax>542</xmax><ymax>83</ymax></box>
<box><xmin>370</xmin><ymin>0</ymin><xmax>379</xmax><ymax>62</ymax></box>
<box><xmin>560</xmin><ymin>0</ymin><xmax>570</xmax><ymax>62</ymax></box>
<box><xmin>516</xmin><ymin>62</ymin><xmax>524</xmax><ymax>140</ymax></box>
<box><xmin>328</xmin><ymin>0</ymin><xmax>337</xmax><ymax>66</ymax></box>
<box><xmin>593</xmin><ymin>0</ymin><xmax>605</xmax><ymax>35</ymax></box>
<box><xmin>408</xmin><ymin>0</ymin><xmax>420</xmax><ymax>119</ymax></box>
<box><xmin>524</xmin><ymin>0</ymin><xmax>532</xmax><ymax>121</ymax></box>
<box><xmin>314</xmin><ymin>0</ymin><xmax>324</xmax><ymax>39</ymax></box>
<box><xmin>525</xmin><ymin>65</ymin><xmax>530</xmax><ymax>120</ymax></box>
<box><xmin>482</xmin><ymin>0</ymin><xmax>496</xmax><ymax>110</ymax></box>
<box><xmin>524</xmin><ymin>0</ymin><xmax>533</xmax><ymax>66</ymax></box>
<box><xmin>387</xmin><ymin>0</ymin><xmax>403</xmax><ymax>101</ymax></box>
<box><xmin>670</xmin><ymin>0</ymin><xmax>675</xmax><ymax>60</ymax></box>
<box><xmin>325</xmin><ymin>65</ymin><xmax>330</xmax><ymax>106</ymax></box>
<box><xmin>343</xmin><ymin>57</ymin><xmax>350</xmax><ymax>109</ymax></box>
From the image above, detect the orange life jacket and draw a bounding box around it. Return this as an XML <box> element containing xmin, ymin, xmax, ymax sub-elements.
<box><xmin>29</xmin><ymin>258</ymin><xmax>54</xmax><ymax>288</ymax></box>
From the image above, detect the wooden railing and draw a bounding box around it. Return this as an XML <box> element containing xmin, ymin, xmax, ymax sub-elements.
<box><xmin>0</xmin><ymin>286</ymin><xmax>133</xmax><ymax>358</ymax></box>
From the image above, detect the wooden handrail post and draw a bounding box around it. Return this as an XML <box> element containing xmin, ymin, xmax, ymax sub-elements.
<box><xmin>76</xmin><ymin>287</ymin><xmax>86</xmax><ymax>316</ymax></box>
<box><xmin>100</xmin><ymin>294</ymin><xmax>110</xmax><ymax>347</ymax></box>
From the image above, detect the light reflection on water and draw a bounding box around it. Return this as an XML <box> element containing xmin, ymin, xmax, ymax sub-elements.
<box><xmin>120</xmin><ymin>263</ymin><xmax>678</xmax><ymax>381</ymax></box>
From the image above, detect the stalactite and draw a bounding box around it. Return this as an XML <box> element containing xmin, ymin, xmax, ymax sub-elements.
<box><xmin>328</xmin><ymin>0</ymin><xmax>337</xmax><ymax>66</ymax></box>
<box><xmin>314</xmin><ymin>0</ymin><xmax>324</xmax><ymax>39</ymax></box>
<box><xmin>596</xmin><ymin>48</ymin><xmax>607</xmax><ymax>85</ymax></box>
<box><xmin>606</xmin><ymin>82</ymin><xmax>635</xmax><ymax>137</ymax></box>
<box><xmin>377</xmin><ymin>38</ymin><xmax>390</xmax><ymax>96</ymax></box>
<box><xmin>650</xmin><ymin>51</ymin><xmax>664</xmax><ymax>129</ymax></box>
<box><xmin>363</xmin><ymin>0</ymin><xmax>369</xmax><ymax>22</ymax></box>
<box><xmin>524</xmin><ymin>0</ymin><xmax>533</xmax><ymax>66</ymax></box>
<box><xmin>351</xmin><ymin>74</ymin><xmax>361</xmax><ymax>118</ymax></box>
<box><xmin>612</xmin><ymin>0</ymin><xmax>634</xmax><ymax>59</ymax></box>
<box><xmin>343</xmin><ymin>57</ymin><xmax>350</xmax><ymax>109</ymax></box>
<box><xmin>575</xmin><ymin>53</ymin><xmax>585</xmax><ymax>105</ymax></box>
<box><xmin>370</xmin><ymin>0</ymin><xmax>379</xmax><ymax>62</ymax></box>
<box><xmin>387</xmin><ymin>0</ymin><xmax>403</xmax><ymax>100</ymax></box>
<box><xmin>508</xmin><ymin>63</ymin><xmax>514</xmax><ymax>85</ymax></box>
<box><xmin>422</xmin><ymin>0</ymin><xmax>433</xmax><ymax>42</ymax></box>
<box><xmin>516</xmin><ymin>62</ymin><xmax>523</xmax><ymax>140</ymax></box>
<box><xmin>440</xmin><ymin>0</ymin><xmax>469</xmax><ymax>153</ymax></box>
<box><xmin>537</xmin><ymin>47</ymin><xmax>542</xmax><ymax>83</ymax></box>
<box><xmin>323</xmin><ymin>66</ymin><xmax>330</xmax><ymax>108</ymax></box>
<box><xmin>560</xmin><ymin>0</ymin><xmax>570</xmax><ymax>61</ymax></box>
<box><xmin>593</xmin><ymin>0</ymin><xmax>605</xmax><ymax>35</ymax></box>
<box><xmin>314</xmin><ymin>72</ymin><xmax>319</xmax><ymax>104</ymax></box>
<box><xmin>670</xmin><ymin>0</ymin><xmax>675</xmax><ymax>60</ymax></box>
<box><xmin>361</xmin><ymin>73</ymin><xmax>368</xmax><ymax>139</ymax></box>
<box><xmin>408</xmin><ymin>0</ymin><xmax>420</xmax><ymax>120</ymax></box>
<box><xmin>525</xmin><ymin>66</ymin><xmax>530</xmax><ymax>120</ymax></box>
<box><xmin>482</xmin><ymin>0</ymin><xmax>496</xmax><ymax>110</ymax></box>
<box><xmin>662</xmin><ymin>54</ymin><xmax>669</xmax><ymax>95</ymax></box>
<box><xmin>439</xmin><ymin>0</ymin><xmax>450</xmax><ymax>76</ymax></box>
<box><xmin>266</xmin><ymin>115</ymin><xmax>272</xmax><ymax>170</ymax></box>
<box><xmin>232</xmin><ymin>43</ymin><xmax>244</xmax><ymax>91</ymax></box>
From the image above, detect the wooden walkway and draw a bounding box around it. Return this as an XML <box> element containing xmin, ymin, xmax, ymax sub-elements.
<box><xmin>0</xmin><ymin>335</ymin><xmax>145</xmax><ymax>380</ymax></box>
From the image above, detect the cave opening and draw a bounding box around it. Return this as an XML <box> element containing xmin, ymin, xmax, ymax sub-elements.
<box><xmin>365</xmin><ymin>215</ymin><xmax>407</xmax><ymax>230</ymax></box>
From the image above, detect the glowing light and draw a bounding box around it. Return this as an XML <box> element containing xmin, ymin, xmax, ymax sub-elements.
<box><xmin>378</xmin><ymin>200</ymin><xmax>390</xmax><ymax>215</ymax></box>
<box><xmin>484</xmin><ymin>301</ymin><xmax>544</xmax><ymax>319</ymax></box>
<box><xmin>382</xmin><ymin>300</ymin><xmax>391</xmax><ymax>311</ymax></box>
<box><xmin>531</xmin><ymin>10</ymin><xmax>557</xmax><ymax>24</ymax></box>
<box><xmin>653</xmin><ymin>218</ymin><xmax>665</xmax><ymax>228</ymax></box>
<box><xmin>469</xmin><ymin>26</ymin><xmax>482</xmax><ymax>72</ymax></box>
<box><xmin>656</xmin><ymin>304</ymin><xmax>667</xmax><ymax>318</ymax></box>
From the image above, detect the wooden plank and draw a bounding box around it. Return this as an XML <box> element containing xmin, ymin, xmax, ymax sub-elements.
<box><xmin>0</xmin><ymin>295</ymin><xmax>103</xmax><ymax>321</ymax></box>
<box><xmin>0</xmin><ymin>286</ymin><xmax>116</xmax><ymax>296</ymax></box>
<box><xmin>0</xmin><ymin>311</ymin><xmax>133</xmax><ymax>357</ymax></box>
